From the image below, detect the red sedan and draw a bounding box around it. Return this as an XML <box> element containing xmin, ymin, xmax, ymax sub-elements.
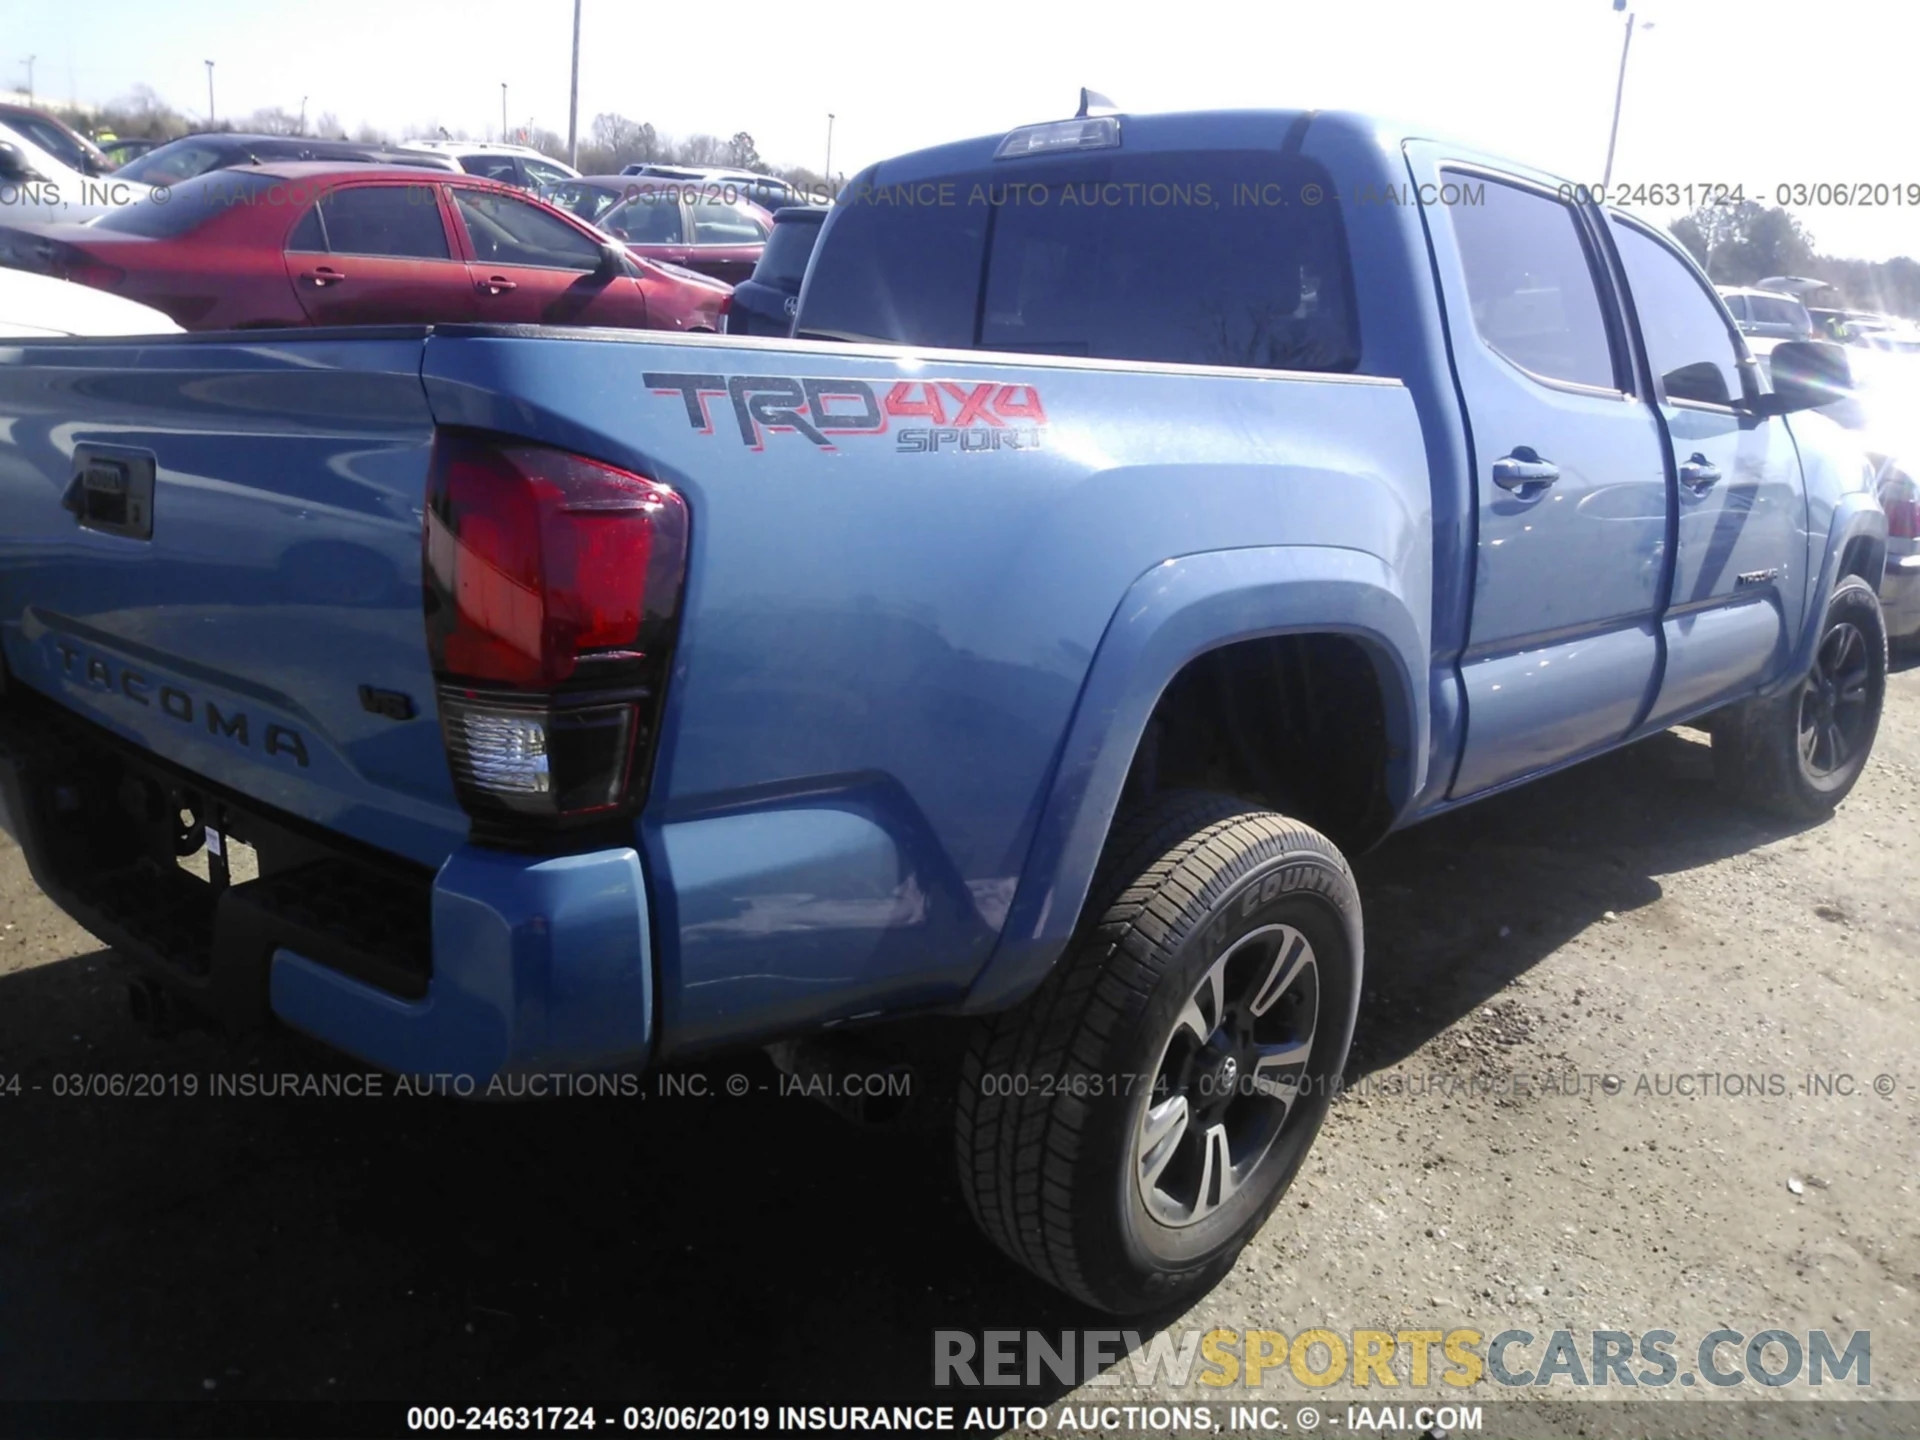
<box><xmin>0</xmin><ymin>163</ymin><xmax>731</xmax><ymax>333</ymax></box>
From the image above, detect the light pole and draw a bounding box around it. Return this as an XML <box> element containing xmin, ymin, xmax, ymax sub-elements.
<box><xmin>204</xmin><ymin>59</ymin><xmax>215</xmax><ymax>125</ymax></box>
<box><xmin>501</xmin><ymin>82</ymin><xmax>508</xmax><ymax>143</ymax></box>
<box><xmin>298</xmin><ymin>95</ymin><xmax>308</xmax><ymax>135</ymax></box>
<box><xmin>824</xmin><ymin>113</ymin><xmax>834</xmax><ymax>187</ymax></box>
<box><xmin>21</xmin><ymin>55</ymin><xmax>33</xmax><ymax>106</ymax></box>
<box><xmin>1601</xmin><ymin>5</ymin><xmax>1653</xmax><ymax>190</ymax></box>
<box><xmin>567</xmin><ymin>0</ymin><xmax>582</xmax><ymax>168</ymax></box>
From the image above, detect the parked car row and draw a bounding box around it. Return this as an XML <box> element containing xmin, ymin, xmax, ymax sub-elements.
<box><xmin>0</xmin><ymin>99</ymin><xmax>848</xmax><ymax>339</ymax></box>
<box><xmin>0</xmin><ymin>165</ymin><xmax>728</xmax><ymax>333</ymax></box>
<box><xmin>0</xmin><ymin>121</ymin><xmax>157</xmax><ymax>222</ymax></box>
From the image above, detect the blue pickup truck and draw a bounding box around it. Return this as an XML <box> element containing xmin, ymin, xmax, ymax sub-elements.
<box><xmin>0</xmin><ymin>107</ymin><xmax>1889</xmax><ymax>1314</ymax></box>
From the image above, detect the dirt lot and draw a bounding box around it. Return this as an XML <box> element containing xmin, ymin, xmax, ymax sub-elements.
<box><xmin>1</xmin><ymin>666</ymin><xmax>1915</xmax><ymax>1428</ymax></box>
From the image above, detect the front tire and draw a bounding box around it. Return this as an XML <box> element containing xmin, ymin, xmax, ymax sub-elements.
<box><xmin>1711</xmin><ymin>576</ymin><xmax>1887</xmax><ymax>820</ymax></box>
<box><xmin>954</xmin><ymin>793</ymin><xmax>1360</xmax><ymax>1314</ymax></box>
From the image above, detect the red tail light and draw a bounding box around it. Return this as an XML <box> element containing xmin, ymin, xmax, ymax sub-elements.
<box><xmin>424</xmin><ymin>430</ymin><xmax>688</xmax><ymax>830</ymax></box>
<box><xmin>1881</xmin><ymin>474</ymin><xmax>1918</xmax><ymax>539</ymax></box>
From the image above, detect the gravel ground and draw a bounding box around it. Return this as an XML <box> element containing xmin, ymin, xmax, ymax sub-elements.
<box><xmin>1</xmin><ymin>665</ymin><xmax>1915</xmax><ymax>1431</ymax></box>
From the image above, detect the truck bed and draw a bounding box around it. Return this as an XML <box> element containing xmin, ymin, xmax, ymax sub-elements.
<box><xmin>0</xmin><ymin>322</ymin><xmax>1430</xmax><ymax>1061</ymax></box>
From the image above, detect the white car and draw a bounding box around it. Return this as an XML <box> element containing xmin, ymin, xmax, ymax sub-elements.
<box><xmin>0</xmin><ymin>266</ymin><xmax>181</xmax><ymax>338</ymax></box>
<box><xmin>396</xmin><ymin>139</ymin><xmax>579</xmax><ymax>188</ymax></box>
<box><xmin>0</xmin><ymin>121</ymin><xmax>153</xmax><ymax>224</ymax></box>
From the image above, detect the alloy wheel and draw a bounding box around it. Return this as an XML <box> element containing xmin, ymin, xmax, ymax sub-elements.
<box><xmin>1135</xmin><ymin>923</ymin><xmax>1321</xmax><ymax>1228</ymax></box>
<box><xmin>1798</xmin><ymin>619</ymin><xmax>1874</xmax><ymax>778</ymax></box>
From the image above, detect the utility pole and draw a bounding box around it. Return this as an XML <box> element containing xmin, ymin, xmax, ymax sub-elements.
<box><xmin>204</xmin><ymin>60</ymin><xmax>216</xmax><ymax>125</ymax></box>
<box><xmin>824</xmin><ymin>113</ymin><xmax>834</xmax><ymax>187</ymax></box>
<box><xmin>500</xmin><ymin>82</ymin><xmax>508</xmax><ymax>143</ymax></box>
<box><xmin>567</xmin><ymin>0</ymin><xmax>582</xmax><ymax>168</ymax></box>
<box><xmin>21</xmin><ymin>55</ymin><xmax>33</xmax><ymax>106</ymax></box>
<box><xmin>1601</xmin><ymin>4</ymin><xmax>1646</xmax><ymax>190</ymax></box>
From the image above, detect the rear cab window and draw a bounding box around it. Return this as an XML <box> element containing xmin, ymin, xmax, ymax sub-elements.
<box><xmin>798</xmin><ymin>149</ymin><xmax>1360</xmax><ymax>373</ymax></box>
<box><xmin>752</xmin><ymin>213</ymin><xmax>825</xmax><ymax>291</ymax></box>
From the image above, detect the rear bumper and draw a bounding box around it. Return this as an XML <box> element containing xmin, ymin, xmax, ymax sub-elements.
<box><xmin>1882</xmin><ymin>548</ymin><xmax>1920</xmax><ymax>640</ymax></box>
<box><xmin>270</xmin><ymin>845</ymin><xmax>652</xmax><ymax>1082</ymax></box>
<box><xmin>0</xmin><ymin>695</ymin><xmax>653</xmax><ymax>1084</ymax></box>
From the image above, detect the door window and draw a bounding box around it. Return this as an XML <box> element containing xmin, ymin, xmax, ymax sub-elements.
<box><xmin>1610</xmin><ymin>218</ymin><xmax>1747</xmax><ymax>408</ymax></box>
<box><xmin>550</xmin><ymin>182</ymin><xmax>617</xmax><ymax>223</ymax></box>
<box><xmin>1447</xmin><ymin>175</ymin><xmax>1619</xmax><ymax>391</ymax></box>
<box><xmin>600</xmin><ymin>192</ymin><xmax>685</xmax><ymax>245</ymax></box>
<box><xmin>688</xmin><ymin>196</ymin><xmax>769</xmax><ymax>245</ymax></box>
<box><xmin>453</xmin><ymin>188</ymin><xmax>602</xmax><ymax>270</ymax></box>
<box><xmin>1750</xmin><ymin>294</ymin><xmax>1812</xmax><ymax>333</ymax></box>
<box><xmin>459</xmin><ymin>153</ymin><xmax>522</xmax><ymax>184</ymax></box>
<box><xmin>522</xmin><ymin>157</ymin><xmax>575</xmax><ymax>187</ymax></box>
<box><xmin>308</xmin><ymin>185</ymin><xmax>451</xmax><ymax>259</ymax></box>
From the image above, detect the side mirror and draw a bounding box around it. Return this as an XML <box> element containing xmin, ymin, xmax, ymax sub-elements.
<box><xmin>595</xmin><ymin>240</ymin><xmax>629</xmax><ymax>277</ymax></box>
<box><xmin>0</xmin><ymin>142</ymin><xmax>27</xmax><ymax>183</ymax></box>
<box><xmin>1759</xmin><ymin>340</ymin><xmax>1856</xmax><ymax>416</ymax></box>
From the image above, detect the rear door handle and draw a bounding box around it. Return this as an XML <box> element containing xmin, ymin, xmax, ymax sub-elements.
<box><xmin>306</xmin><ymin>266</ymin><xmax>347</xmax><ymax>287</ymax></box>
<box><xmin>1491</xmin><ymin>447</ymin><xmax>1560</xmax><ymax>494</ymax></box>
<box><xmin>1679</xmin><ymin>453</ymin><xmax>1723</xmax><ymax>492</ymax></box>
<box><xmin>476</xmin><ymin>275</ymin><xmax>518</xmax><ymax>295</ymax></box>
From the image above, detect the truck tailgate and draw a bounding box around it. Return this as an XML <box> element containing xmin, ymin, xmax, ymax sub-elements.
<box><xmin>0</xmin><ymin>331</ymin><xmax>466</xmax><ymax>868</ymax></box>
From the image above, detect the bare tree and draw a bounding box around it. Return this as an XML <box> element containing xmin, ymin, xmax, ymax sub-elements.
<box><xmin>725</xmin><ymin>131</ymin><xmax>761</xmax><ymax>170</ymax></box>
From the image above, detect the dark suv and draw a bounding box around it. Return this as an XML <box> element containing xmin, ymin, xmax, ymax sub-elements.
<box><xmin>723</xmin><ymin>206</ymin><xmax>827</xmax><ymax>336</ymax></box>
<box><xmin>113</xmin><ymin>134</ymin><xmax>458</xmax><ymax>188</ymax></box>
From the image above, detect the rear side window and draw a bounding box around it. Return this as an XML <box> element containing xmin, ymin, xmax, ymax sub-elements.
<box><xmin>753</xmin><ymin>215</ymin><xmax>824</xmax><ymax>290</ymax></box>
<box><xmin>313</xmin><ymin>185</ymin><xmax>450</xmax><ymax>259</ymax></box>
<box><xmin>113</xmin><ymin>140</ymin><xmax>229</xmax><ymax>187</ymax></box>
<box><xmin>689</xmin><ymin>196</ymin><xmax>769</xmax><ymax>245</ymax></box>
<box><xmin>1447</xmin><ymin>176</ymin><xmax>1618</xmax><ymax>390</ymax></box>
<box><xmin>799</xmin><ymin>151</ymin><xmax>1359</xmax><ymax>373</ymax></box>
<box><xmin>1751</xmin><ymin>295</ymin><xmax>1810</xmax><ymax>330</ymax></box>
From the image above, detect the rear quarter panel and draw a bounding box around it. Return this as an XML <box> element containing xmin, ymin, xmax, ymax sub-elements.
<box><xmin>421</xmin><ymin>328</ymin><xmax>1431</xmax><ymax>1053</ymax></box>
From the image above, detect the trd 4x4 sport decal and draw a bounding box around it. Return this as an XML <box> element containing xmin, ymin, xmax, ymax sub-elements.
<box><xmin>644</xmin><ymin>374</ymin><xmax>1048</xmax><ymax>453</ymax></box>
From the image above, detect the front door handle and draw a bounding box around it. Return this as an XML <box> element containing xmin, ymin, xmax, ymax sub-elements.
<box><xmin>476</xmin><ymin>275</ymin><xmax>518</xmax><ymax>295</ymax></box>
<box><xmin>306</xmin><ymin>266</ymin><xmax>347</xmax><ymax>287</ymax></box>
<box><xmin>1679</xmin><ymin>453</ymin><xmax>1723</xmax><ymax>492</ymax></box>
<box><xmin>1491</xmin><ymin>447</ymin><xmax>1560</xmax><ymax>494</ymax></box>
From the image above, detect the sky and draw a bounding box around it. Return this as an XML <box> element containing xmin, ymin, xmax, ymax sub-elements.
<box><xmin>5</xmin><ymin>0</ymin><xmax>1919</xmax><ymax>261</ymax></box>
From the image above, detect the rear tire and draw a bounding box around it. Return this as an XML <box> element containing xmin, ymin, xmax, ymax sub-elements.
<box><xmin>954</xmin><ymin>792</ymin><xmax>1360</xmax><ymax>1314</ymax></box>
<box><xmin>1711</xmin><ymin>576</ymin><xmax>1887</xmax><ymax>820</ymax></box>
